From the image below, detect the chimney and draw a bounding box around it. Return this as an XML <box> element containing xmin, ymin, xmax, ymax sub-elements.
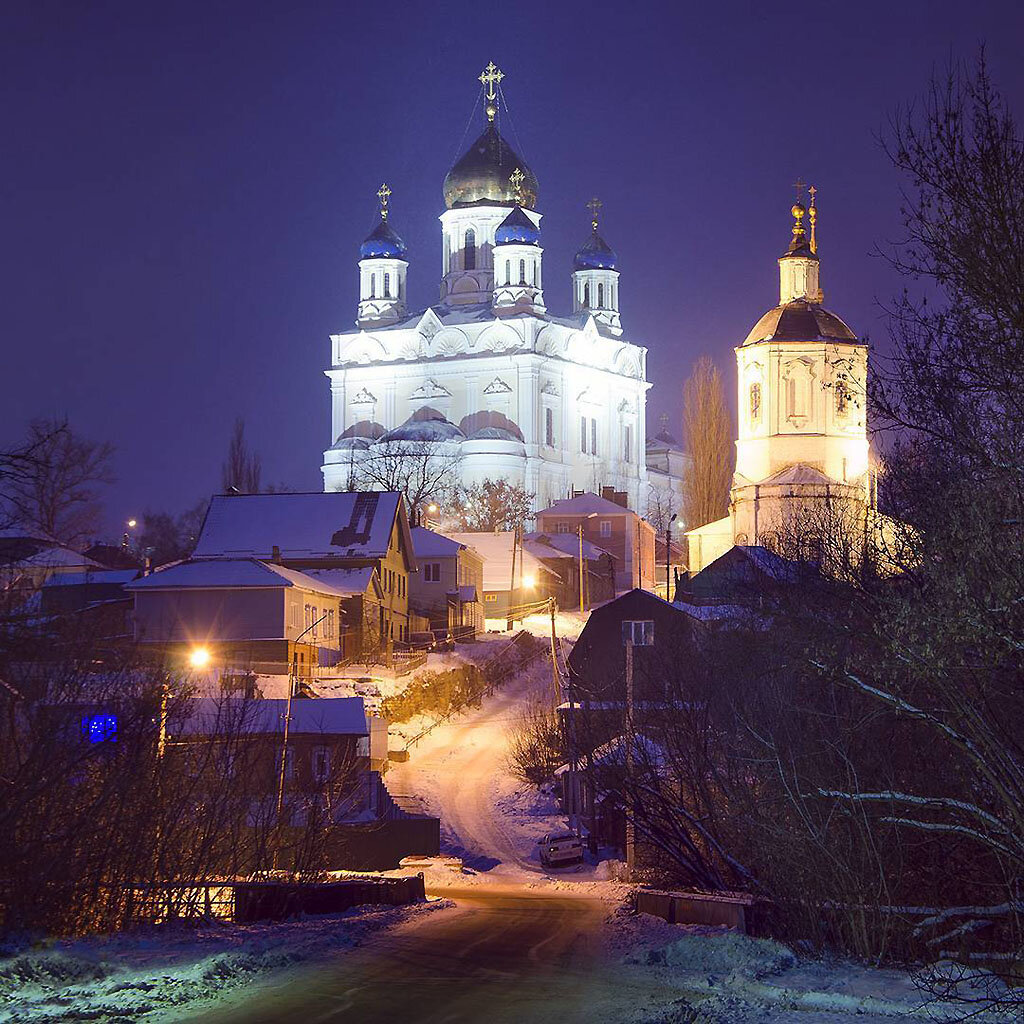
<box><xmin>271</xmin><ymin>545</ymin><xmax>281</xmax><ymax>564</ymax></box>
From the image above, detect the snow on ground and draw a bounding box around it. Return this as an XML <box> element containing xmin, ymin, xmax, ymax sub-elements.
<box><xmin>0</xmin><ymin>900</ymin><xmax>451</xmax><ymax>1024</ymax></box>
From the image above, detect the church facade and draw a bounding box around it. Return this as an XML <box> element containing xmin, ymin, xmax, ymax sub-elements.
<box><xmin>686</xmin><ymin>191</ymin><xmax>875</xmax><ymax>572</ymax></box>
<box><xmin>321</xmin><ymin>65</ymin><xmax>679</xmax><ymax>519</ymax></box>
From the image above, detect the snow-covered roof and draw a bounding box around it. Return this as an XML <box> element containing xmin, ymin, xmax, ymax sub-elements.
<box><xmin>444</xmin><ymin>531</ymin><xmax>549</xmax><ymax>591</ymax></box>
<box><xmin>411</xmin><ymin>526</ymin><xmax>465</xmax><ymax>559</ymax></box>
<box><xmin>758</xmin><ymin>463</ymin><xmax>836</xmax><ymax>487</ymax></box>
<box><xmin>169</xmin><ymin>696</ymin><xmax>368</xmax><ymax>737</ymax></box>
<box><xmin>193</xmin><ymin>492</ymin><xmax>408</xmax><ymax>562</ymax></box>
<box><xmin>524</xmin><ymin>531</ymin><xmax>616</xmax><ymax>562</ymax></box>
<box><xmin>304</xmin><ymin>566</ymin><xmax>382</xmax><ymax>597</ymax></box>
<box><xmin>555</xmin><ymin>733</ymin><xmax>665</xmax><ymax>775</ymax></box>
<box><xmin>535</xmin><ymin>492</ymin><xmax>633</xmax><ymax>519</ymax></box>
<box><xmin>125</xmin><ymin>558</ymin><xmax>357</xmax><ymax>598</ymax></box>
<box><xmin>43</xmin><ymin>569</ymin><xmax>138</xmax><ymax>587</ymax></box>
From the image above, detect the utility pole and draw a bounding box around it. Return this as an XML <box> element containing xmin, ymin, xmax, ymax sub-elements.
<box><xmin>578</xmin><ymin>524</ymin><xmax>585</xmax><ymax>613</ymax></box>
<box><xmin>547</xmin><ymin>598</ymin><xmax>561</xmax><ymax>704</ymax></box>
<box><xmin>506</xmin><ymin>526</ymin><xmax>517</xmax><ymax>632</ymax></box>
<box><xmin>274</xmin><ymin>611</ymin><xmax>328</xmax><ymax>869</ymax></box>
<box><xmin>665</xmin><ymin>514</ymin><xmax>676</xmax><ymax>600</ymax></box>
<box><xmin>624</xmin><ymin>633</ymin><xmax>635</xmax><ymax>880</ymax></box>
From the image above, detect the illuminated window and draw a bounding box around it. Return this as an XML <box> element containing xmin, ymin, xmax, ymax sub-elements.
<box><xmin>485</xmin><ymin>593</ymin><xmax>497</xmax><ymax>602</ymax></box>
<box><xmin>464</xmin><ymin>228</ymin><xmax>476</xmax><ymax>270</ymax></box>
<box><xmin>81</xmin><ymin>713</ymin><xmax>117</xmax><ymax>744</ymax></box>
<box><xmin>750</xmin><ymin>382</ymin><xmax>761</xmax><ymax>421</ymax></box>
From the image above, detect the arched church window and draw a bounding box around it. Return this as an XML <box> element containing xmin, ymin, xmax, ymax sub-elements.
<box><xmin>505</xmin><ymin>259</ymin><xmax>511</xmax><ymax>285</ymax></box>
<box><xmin>532</xmin><ymin>262</ymin><xmax>537</xmax><ymax>286</ymax></box>
<box><xmin>597</xmin><ymin>283</ymin><xmax>604</xmax><ymax>307</ymax></box>
<box><xmin>369</xmin><ymin>275</ymin><xmax>376</xmax><ymax>299</ymax></box>
<box><xmin>583</xmin><ymin>283</ymin><xmax>590</xmax><ymax>307</ymax></box>
<box><xmin>519</xmin><ymin>258</ymin><xmax>526</xmax><ymax>285</ymax></box>
<box><xmin>835</xmin><ymin>383</ymin><xmax>850</xmax><ymax>416</ymax></box>
<box><xmin>750</xmin><ymin>383</ymin><xmax>762</xmax><ymax>421</ymax></box>
<box><xmin>383</xmin><ymin>272</ymin><xmax>390</xmax><ymax>298</ymax></box>
<box><xmin>464</xmin><ymin>229</ymin><xmax>476</xmax><ymax>270</ymax></box>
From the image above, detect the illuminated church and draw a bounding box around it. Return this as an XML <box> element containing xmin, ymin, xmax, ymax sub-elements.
<box><xmin>321</xmin><ymin>64</ymin><xmax>682</xmax><ymax>517</ymax></box>
<box><xmin>686</xmin><ymin>190</ymin><xmax>876</xmax><ymax>572</ymax></box>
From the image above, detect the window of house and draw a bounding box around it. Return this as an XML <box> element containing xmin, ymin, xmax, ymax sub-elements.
<box><xmin>424</xmin><ymin>562</ymin><xmax>441</xmax><ymax>583</ymax></box>
<box><xmin>485</xmin><ymin>593</ymin><xmax>497</xmax><ymax>603</ymax></box>
<box><xmin>312</xmin><ymin>746</ymin><xmax>331</xmax><ymax>784</ymax></box>
<box><xmin>600</xmin><ymin>520</ymin><xmax>612</xmax><ymax>538</ymax></box>
<box><xmin>622</xmin><ymin>620</ymin><xmax>655</xmax><ymax>646</ymax></box>
<box><xmin>623</xmin><ymin>424</ymin><xmax>632</xmax><ymax>463</ymax></box>
<box><xmin>556</xmin><ymin>522</ymin><xmax>571</xmax><ymax>534</ymax></box>
<box><xmin>580</xmin><ymin>416</ymin><xmax>588</xmax><ymax>453</ymax></box>
<box><xmin>750</xmin><ymin>382</ymin><xmax>762</xmax><ymax>421</ymax></box>
<box><xmin>597</xmin><ymin>282</ymin><xmax>604</xmax><ymax>307</ymax></box>
<box><xmin>464</xmin><ymin>228</ymin><xmax>476</xmax><ymax>270</ymax></box>
<box><xmin>284</xmin><ymin>748</ymin><xmax>295</xmax><ymax>780</ymax></box>
<box><xmin>591</xmin><ymin>418</ymin><xmax>598</xmax><ymax>456</ymax></box>
<box><xmin>327</xmin><ymin>609</ymin><xmax>335</xmax><ymax>638</ymax></box>
<box><xmin>311</xmin><ymin>606</ymin><xmax>319</xmax><ymax>638</ymax></box>
<box><xmin>383</xmin><ymin>272</ymin><xmax>390</xmax><ymax>298</ymax></box>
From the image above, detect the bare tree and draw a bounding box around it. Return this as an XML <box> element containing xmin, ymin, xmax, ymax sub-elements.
<box><xmin>348</xmin><ymin>440</ymin><xmax>462</xmax><ymax>521</ymax></box>
<box><xmin>454</xmin><ymin>478</ymin><xmax>535</xmax><ymax>533</ymax></box>
<box><xmin>7</xmin><ymin>418</ymin><xmax>114</xmax><ymax>546</ymax></box>
<box><xmin>221</xmin><ymin>418</ymin><xmax>261</xmax><ymax>494</ymax></box>
<box><xmin>681</xmin><ymin>357</ymin><xmax>733</xmax><ymax>530</ymax></box>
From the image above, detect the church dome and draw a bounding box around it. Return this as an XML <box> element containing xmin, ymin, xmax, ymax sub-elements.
<box><xmin>743</xmin><ymin>299</ymin><xmax>857</xmax><ymax>346</ymax></box>
<box><xmin>359</xmin><ymin>218</ymin><xmax>407</xmax><ymax>260</ymax></box>
<box><xmin>494</xmin><ymin>205</ymin><xmax>539</xmax><ymax>246</ymax></box>
<box><xmin>573</xmin><ymin>229</ymin><xmax>618</xmax><ymax>271</ymax></box>
<box><xmin>443</xmin><ymin>123</ymin><xmax>538</xmax><ymax>210</ymax></box>
<box><xmin>381</xmin><ymin>408</ymin><xmax>465</xmax><ymax>443</ymax></box>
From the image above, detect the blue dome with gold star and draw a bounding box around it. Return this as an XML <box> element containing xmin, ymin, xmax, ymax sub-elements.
<box><xmin>359</xmin><ymin>218</ymin><xmax>407</xmax><ymax>260</ymax></box>
<box><xmin>495</xmin><ymin>205</ymin><xmax>539</xmax><ymax>246</ymax></box>
<box><xmin>573</xmin><ymin>228</ymin><xmax>617</xmax><ymax>271</ymax></box>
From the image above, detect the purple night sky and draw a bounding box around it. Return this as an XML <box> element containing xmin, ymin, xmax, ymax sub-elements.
<box><xmin>1</xmin><ymin>1</ymin><xmax>1022</xmax><ymax>536</ymax></box>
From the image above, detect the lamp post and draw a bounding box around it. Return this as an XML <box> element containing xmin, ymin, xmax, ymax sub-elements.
<box><xmin>665</xmin><ymin>514</ymin><xmax>676</xmax><ymax>600</ymax></box>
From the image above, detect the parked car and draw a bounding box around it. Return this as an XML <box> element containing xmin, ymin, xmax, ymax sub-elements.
<box><xmin>538</xmin><ymin>831</ymin><xmax>584</xmax><ymax>868</ymax></box>
<box><xmin>408</xmin><ymin>631</ymin><xmax>437</xmax><ymax>651</ymax></box>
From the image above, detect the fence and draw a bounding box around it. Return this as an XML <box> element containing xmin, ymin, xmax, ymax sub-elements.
<box><xmin>233</xmin><ymin>875</ymin><xmax>426</xmax><ymax>923</ymax></box>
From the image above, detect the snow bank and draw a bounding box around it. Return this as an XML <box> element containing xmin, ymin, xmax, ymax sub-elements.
<box><xmin>0</xmin><ymin>900</ymin><xmax>451</xmax><ymax>1023</ymax></box>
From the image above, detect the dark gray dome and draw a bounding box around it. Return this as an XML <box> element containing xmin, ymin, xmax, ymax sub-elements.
<box><xmin>744</xmin><ymin>300</ymin><xmax>858</xmax><ymax>346</ymax></box>
<box><xmin>443</xmin><ymin>122</ymin><xmax>538</xmax><ymax>210</ymax></box>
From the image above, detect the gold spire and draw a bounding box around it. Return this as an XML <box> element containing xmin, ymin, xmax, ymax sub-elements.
<box><xmin>478</xmin><ymin>61</ymin><xmax>504</xmax><ymax>123</ymax></box>
<box><xmin>788</xmin><ymin>178</ymin><xmax>808</xmax><ymax>251</ymax></box>
<box><xmin>808</xmin><ymin>184</ymin><xmax>818</xmax><ymax>254</ymax></box>
<box><xmin>377</xmin><ymin>182</ymin><xmax>391</xmax><ymax>220</ymax></box>
<box><xmin>509</xmin><ymin>167</ymin><xmax>525</xmax><ymax>205</ymax></box>
<box><xmin>586</xmin><ymin>196</ymin><xmax>602</xmax><ymax>232</ymax></box>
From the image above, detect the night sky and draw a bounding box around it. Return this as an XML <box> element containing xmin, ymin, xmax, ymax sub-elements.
<box><xmin>2</xmin><ymin>1</ymin><xmax>1022</xmax><ymax>536</ymax></box>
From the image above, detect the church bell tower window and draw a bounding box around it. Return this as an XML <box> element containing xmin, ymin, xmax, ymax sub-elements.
<box><xmin>383</xmin><ymin>272</ymin><xmax>390</xmax><ymax>298</ymax></box>
<box><xmin>505</xmin><ymin>259</ymin><xmax>511</xmax><ymax>285</ymax></box>
<box><xmin>598</xmin><ymin>283</ymin><xmax>604</xmax><ymax>307</ymax></box>
<box><xmin>464</xmin><ymin>228</ymin><xmax>476</xmax><ymax>270</ymax></box>
<box><xmin>583</xmin><ymin>283</ymin><xmax>590</xmax><ymax>307</ymax></box>
<box><xmin>750</xmin><ymin>382</ymin><xmax>761</xmax><ymax>422</ymax></box>
<box><xmin>519</xmin><ymin>258</ymin><xmax>526</xmax><ymax>285</ymax></box>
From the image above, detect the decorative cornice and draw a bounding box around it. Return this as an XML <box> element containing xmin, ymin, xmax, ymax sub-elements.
<box><xmin>483</xmin><ymin>376</ymin><xmax>513</xmax><ymax>395</ymax></box>
<box><xmin>409</xmin><ymin>378</ymin><xmax>452</xmax><ymax>400</ymax></box>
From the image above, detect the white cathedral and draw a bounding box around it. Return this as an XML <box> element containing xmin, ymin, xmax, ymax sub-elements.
<box><xmin>320</xmin><ymin>64</ymin><xmax>685</xmax><ymax>517</ymax></box>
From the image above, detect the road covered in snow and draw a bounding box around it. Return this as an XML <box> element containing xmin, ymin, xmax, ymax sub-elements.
<box><xmin>3</xmin><ymin>616</ymin><xmax>1010</xmax><ymax>1022</ymax></box>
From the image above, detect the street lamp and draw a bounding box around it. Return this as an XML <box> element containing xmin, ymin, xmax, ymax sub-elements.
<box><xmin>522</xmin><ymin>572</ymin><xmax>537</xmax><ymax>589</ymax></box>
<box><xmin>189</xmin><ymin>646</ymin><xmax>211</xmax><ymax>669</ymax></box>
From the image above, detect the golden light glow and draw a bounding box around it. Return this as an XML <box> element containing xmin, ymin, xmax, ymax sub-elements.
<box><xmin>127</xmin><ymin>519</ymin><xmax>137</xmax><ymax>528</ymax></box>
<box><xmin>189</xmin><ymin>646</ymin><xmax>211</xmax><ymax>669</ymax></box>
<box><xmin>427</xmin><ymin>503</ymin><xmax>438</xmax><ymax>514</ymax></box>
<box><xmin>522</xmin><ymin>573</ymin><xmax>537</xmax><ymax>588</ymax></box>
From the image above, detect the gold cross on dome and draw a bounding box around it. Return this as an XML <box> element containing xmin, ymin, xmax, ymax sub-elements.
<box><xmin>792</xmin><ymin>177</ymin><xmax>806</xmax><ymax>202</ymax></box>
<box><xmin>586</xmin><ymin>196</ymin><xmax>602</xmax><ymax>231</ymax></box>
<box><xmin>478</xmin><ymin>61</ymin><xmax>504</xmax><ymax>101</ymax></box>
<box><xmin>377</xmin><ymin>182</ymin><xmax>391</xmax><ymax>220</ymax></box>
<box><xmin>509</xmin><ymin>167</ymin><xmax>525</xmax><ymax>204</ymax></box>
<box><xmin>808</xmin><ymin>184</ymin><xmax>817</xmax><ymax>204</ymax></box>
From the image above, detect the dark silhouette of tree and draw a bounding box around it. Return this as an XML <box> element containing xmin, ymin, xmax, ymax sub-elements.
<box><xmin>221</xmin><ymin>419</ymin><xmax>261</xmax><ymax>494</ymax></box>
<box><xmin>681</xmin><ymin>356</ymin><xmax>733</xmax><ymax>529</ymax></box>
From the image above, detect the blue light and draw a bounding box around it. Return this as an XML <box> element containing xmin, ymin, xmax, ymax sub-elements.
<box><xmin>82</xmin><ymin>713</ymin><xmax>118</xmax><ymax>744</ymax></box>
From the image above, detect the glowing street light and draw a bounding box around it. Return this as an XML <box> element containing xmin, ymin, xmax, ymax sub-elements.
<box><xmin>522</xmin><ymin>572</ymin><xmax>537</xmax><ymax>589</ymax></box>
<box><xmin>189</xmin><ymin>646</ymin><xmax>211</xmax><ymax>669</ymax></box>
<box><xmin>127</xmin><ymin>518</ymin><xmax>137</xmax><ymax>529</ymax></box>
